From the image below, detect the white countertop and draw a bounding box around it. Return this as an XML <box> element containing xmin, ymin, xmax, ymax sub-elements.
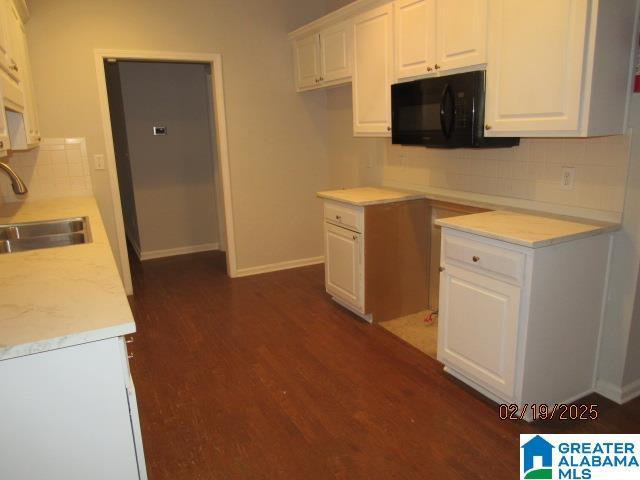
<box><xmin>318</xmin><ymin>186</ymin><xmax>619</xmax><ymax>248</ymax></box>
<box><xmin>0</xmin><ymin>197</ymin><xmax>135</xmax><ymax>361</ymax></box>
<box><xmin>317</xmin><ymin>187</ymin><xmax>426</xmax><ymax>206</ymax></box>
<box><xmin>436</xmin><ymin>210</ymin><xmax>618</xmax><ymax>248</ymax></box>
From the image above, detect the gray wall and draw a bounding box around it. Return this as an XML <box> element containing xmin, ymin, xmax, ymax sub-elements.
<box><xmin>117</xmin><ymin>61</ymin><xmax>219</xmax><ymax>255</ymax></box>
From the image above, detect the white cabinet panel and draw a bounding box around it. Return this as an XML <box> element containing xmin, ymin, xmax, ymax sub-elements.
<box><xmin>436</xmin><ymin>0</ymin><xmax>487</xmax><ymax>72</ymax></box>
<box><xmin>484</xmin><ymin>0</ymin><xmax>588</xmax><ymax>134</ymax></box>
<box><xmin>320</xmin><ymin>22</ymin><xmax>352</xmax><ymax>83</ymax></box>
<box><xmin>394</xmin><ymin>0</ymin><xmax>436</xmax><ymax>80</ymax></box>
<box><xmin>294</xmin><ymin>34</ymin><xmax>321</xmax><ymax>90</ymax></box>
<box><xmin>352</xmin><ymin>3</ymin><xmax>393</xmax><ymax>136</ymax></box>
<box><xmin>325</xmin><ymin>222</ymin><xmax>363</xmax><ymax>310</ymax></box>
<box><xmin>438</xmin><ymin>263</ymin><xmax>520</xmax><ymax>399</ymax></box>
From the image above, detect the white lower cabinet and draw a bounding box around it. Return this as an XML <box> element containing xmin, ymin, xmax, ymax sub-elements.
<box><xmin>439</xmin><ymin>264</ymin><xmax>520</xmax><ymax>399</ymax></box>
<box><xmin>0</xmin><ymin>336</ymin><xmax>147</xmax><ymax>480</ymax></box>
<box><xmin>325</xmin><ymin>222</ymin><xmax>363</xmax><ymax>311</ymax></box>
<box><xmin>438</xmin><ymin>228</ymin><xmax>611</xmax><ymax>416</ymax></box>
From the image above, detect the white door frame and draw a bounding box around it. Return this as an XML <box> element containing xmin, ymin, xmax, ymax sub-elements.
<box><xmin>94</xmin><ymin>49</ymin><xmax>238</xmax><ymax>294</ymax></box>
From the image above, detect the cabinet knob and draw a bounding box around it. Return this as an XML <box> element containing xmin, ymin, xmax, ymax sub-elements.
<box><xmin>439</xmin><ymin>266</ymin><xmax>445</xmax><ymax>273</ymax></box>
<box><xmin>485</xmin><ymin>124</ymin><xmax>492</xmax><ymax>130</ymax></box>
<box><xmin>319</xmin><ymin>76</ymin><xmax>324</xmax><ymax>81</ymax></box>
<box><xmin>427</xmin><ymin>66</ymin><xmax>433</xmax><ymax>72</ymax></box>
<box><xmin>126</xmin><ymin>337</ymin><xmax>134</xmax><ymax>344</ymax></box>
<box><xmin>335</xmin><ymin>214</ymin><xmax>341</xmax><ymax>220</ymax></box>
<box><xmin>0</xmin><ymin>141</ymin><xmax>3</xmax><ymax>149</ymax></box>
<box><xmin>387</xmin><ymin>126</ymin><xmax>391</xmax><ymax>131</ymax></box>
<box><xmin>472</xmin><ymin>256</ymin><xmax>480</xmax><ymax>263</ymax></box>
<box><xmin>434</xmin><ymin>64</ymin><xmax>440</xmax><ymax>70</ymax></box>
<box><xmin>352</xmin><ymin>235</ymin><xmax>358</xmax><ymax>240</ymax></box>
<box><xmin>128</xmin><ymin>353</ymin><xmax>134</xmax><ymax>359</ymax></box>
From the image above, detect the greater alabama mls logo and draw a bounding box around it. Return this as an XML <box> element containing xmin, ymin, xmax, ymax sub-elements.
<box><xmin>520</xmin><ymin>434</ymin><xmax>640</xmax><ymax>480</ymax></box>
<box><xmin>521</xmin><ymin>435</ymin><xmax>554</xmax><ymax>479</ymax></box>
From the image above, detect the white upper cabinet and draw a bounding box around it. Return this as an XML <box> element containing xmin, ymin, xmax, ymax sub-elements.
<box><xmin>394</xmin><ymin>0</ymin><xmax>436</xmax><ymax>80</ymax></box>
<box><xmin>485</xmin><ymin>0</ymin><xmax>635</xmax><ymax>137</ymax></box>
<box><xmin>352</xmin><ymin>3</ymin><xmax>393</xmax><ymax>136</ymax></box>
<box><xmin>320</xmin><ymin>22</ymin><xmax>352</xmax><ymax>83</ymax></box>
<box><xmin>0</xmin><ymin>0</ymin><xmax>25</xmax><ymax>112</ymax></box>
<box><xmin>293</xmin><ymin>34</ymin><xmax>321</xmax><ymax>90</ymax></box>
<box><xmin>436</xmin><ymin>0</ymin><xmax>487</xmax><ymax>72</ymax></box>
<box><xmin>293</xmin><ymin>22</ymin><xmax>352</xmax><ymax>91</ymax></box>
<box><xmin>395</xmin><ymin>0</ymin><xmax>486</xmax><ymax>81</ymax></box>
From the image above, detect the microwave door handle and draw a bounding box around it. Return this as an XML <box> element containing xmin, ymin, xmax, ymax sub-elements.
<box><xmin>440</xmin><ymin>84</ymin><xmax>455</xmax><ymax>139</ymax></box>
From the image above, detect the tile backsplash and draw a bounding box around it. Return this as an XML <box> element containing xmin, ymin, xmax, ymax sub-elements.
<box><xmin>382</xmin><ymin>135</ymin><xmax>631</xmax><ymax>217</ymax></box>
<box><xmin>0</xmin><ymin>138</ymin><xmax>93</xmax><ymax>202</ymax></box>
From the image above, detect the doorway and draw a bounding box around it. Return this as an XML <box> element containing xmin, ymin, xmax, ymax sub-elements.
<box><xmin>105</xmin><ymin>60</ymin><xmax>223</xmax><ymax>261</ymax></box>
<box><xmin>95</xmin><ymin>51</ymin><xmax>237</xmax><ymax>295</ymax></box>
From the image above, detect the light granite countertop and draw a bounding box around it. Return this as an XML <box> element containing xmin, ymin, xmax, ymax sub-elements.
<box><xmin>0</xmin><ymin>196</ymin><xmax>135</xmax><ymax>361</ymax></box>
<box><xmin>318</xmin><ymin>186</ymin><xmax>619</xmax><ymax>248</ymax></box>
<box><xmin>436</xmin><ymin>210</ymin><xmax>618</xmax><ymax>248</ymax></box>
<box><xmin>317</xmin><ymin>187</ymin><xmax>426</xmax><ymax>206</ymax></box>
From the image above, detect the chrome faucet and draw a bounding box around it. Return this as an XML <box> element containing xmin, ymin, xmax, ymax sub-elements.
<box><xmin>0</xmin><ymin>161</ymin><xmax>28</xmax><ymax>195</ymax></box>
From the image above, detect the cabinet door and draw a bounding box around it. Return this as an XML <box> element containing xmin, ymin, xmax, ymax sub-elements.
<box><xmin>436</xmin><ymin>0</ymin><xmax>487</xmax><ymax>72</ymax></box>
<box><xmin>0</xmin><ymin>0</ymin><xmax>11</xmax><ymax>75</ymax></box>
<box><xmin>394</xmin><ymin>0</ymin><xmax>436</xmax><ymax>80</ymax></box>
<box><xmin>352</xmin><ymin>3</ymin><xmax>393</xmax><ymax>136</ymax></box>
<box><xmin>18</xmin><ymin>24</ymin><xmax>39</xmax><ymax>145</ymax></box>
<box><xmin>438</xmin><ymin>264</ymin><xmax>520</xmax><ymax>399</ymax></box>
<box><xmin>3</xmin><ymin>0</ymin><xmax>21</xmax><ymax>83</ymax></box>
<box><xmin>294</xmin><ymin>34</ymin><xmax>321</xmax><ymax>90</ymax></box>
<box><xmin>324</xmin><ymin>223</ymin><xmax>363</xmax><ymax>310</ymax></box>
<box><xmin>320</xmin><ymin>22</ymin><xmax>352</xmax><ymax>83</ymax></box>
<box><xmin>484</xmin><ymin>0</ymin><xmax>588</xmax><ymax>135</ymax></box>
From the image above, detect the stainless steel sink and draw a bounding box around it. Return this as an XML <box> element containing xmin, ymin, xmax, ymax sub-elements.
<box><xmin>0</xmin><ymin>217</ymin><xmax>91</xmax><ymax>254</ymax></box>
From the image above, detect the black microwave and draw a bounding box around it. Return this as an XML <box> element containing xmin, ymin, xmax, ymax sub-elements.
<box><xmin>391</xmin><ymin>70</ymin><xmax>519</xmax><ymax>149</ymax></box>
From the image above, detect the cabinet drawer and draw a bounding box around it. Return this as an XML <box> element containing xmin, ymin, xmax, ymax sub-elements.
<box><xmin>324</xmin><ymin>201</ymin><xmax>363</xmax><ymax>233</ymax></box>
<box><xmin>443</xmin><ymin>234</ymin><xmax>525</xmax><ymax>285</ymax></box>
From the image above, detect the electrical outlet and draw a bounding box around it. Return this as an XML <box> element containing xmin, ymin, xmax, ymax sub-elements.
<box><xmin>94</xmin><ymin>154</ymin><xmax>105</xmax><ymax>170</ymax></box>
<box><xmin>561</xmin><ymin>166</ymin><xmax>575</xmax><ymax>190</ymax></box>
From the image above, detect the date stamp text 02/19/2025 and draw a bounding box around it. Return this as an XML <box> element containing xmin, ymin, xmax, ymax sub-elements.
<box><xmin>499</xmin><ymin>404</ymin><xmax>599</xmax><ymax>421</ymax></box>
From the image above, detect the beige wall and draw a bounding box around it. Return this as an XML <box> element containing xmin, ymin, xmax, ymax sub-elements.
<box><xmin>116</xmin><ymin>61</ymin><xmax>219</xmax><ymax>255</ymax></box>
<box><xmin>26</xmin><ymin>0</ymin><xmax>329</xmax><ymax>272</ymax></box>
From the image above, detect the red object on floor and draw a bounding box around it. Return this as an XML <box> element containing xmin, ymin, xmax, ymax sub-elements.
<box><xmin>424</xmin><ymin>311</ymin><xmax>437</xmax><ymax>324</ymax></box>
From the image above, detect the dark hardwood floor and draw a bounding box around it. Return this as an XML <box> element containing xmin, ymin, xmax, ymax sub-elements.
<box><xmin>126</xmin><ymin>250</ymin><xmax>640</xmax><ymax>480</ymax></box>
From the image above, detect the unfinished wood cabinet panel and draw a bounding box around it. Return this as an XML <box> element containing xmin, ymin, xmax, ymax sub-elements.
<box><xmin>364</xmin><ymin>199</ymin><xmax>429</xmax><ymax>322</ymax></box>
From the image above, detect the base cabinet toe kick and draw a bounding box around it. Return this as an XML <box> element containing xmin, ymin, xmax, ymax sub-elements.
<box><xmin>437</xmin><ymin>228</ymin><xmax>611</xmax><ymax>420</ymax></box>
<box><xmin>0</xmin><ymin>336</ymin><xmax>147</xmax><ymax>480</ymax></box>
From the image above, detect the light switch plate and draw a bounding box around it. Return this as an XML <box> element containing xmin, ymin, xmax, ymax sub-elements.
<box><xmin>561</xmin><ymin>166</ymin><xmax>576</xmax><ymax>190</ymax></box>
<box><xmin>94</xmin><ymin>154</ymin><xmax>105</xmax><ymax>170</ymax></box>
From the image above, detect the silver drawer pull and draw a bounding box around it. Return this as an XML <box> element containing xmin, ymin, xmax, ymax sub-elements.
<box><xmin>128</xmin><ymin>353</ymin><xmax>134</xmax><ymax>359</ymax></box>
<box><xmin>472</xmin><ymin>256</ymin><xmax>480</xmax><ymax>263</ymax></box>
<box><xmin>126</xmin><ymin>337</ymin><xmax>134</xmax><ymax>344</ymax></box>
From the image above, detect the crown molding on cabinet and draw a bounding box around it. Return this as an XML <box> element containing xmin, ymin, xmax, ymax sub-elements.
<box><xmin>288</xmin><ymin>0</ymin><xmax>390</xmax><ymax>39</ymax></box>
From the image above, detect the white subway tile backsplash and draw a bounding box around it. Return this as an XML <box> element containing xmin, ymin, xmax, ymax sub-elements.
<box><xmin>383</xmin><ymin>136</ymin><xmax>631</xmax><ymax>215</ymax></box>
<box><xmin>0</xmin><ymin>138</ymin><xmax>93</xmax><ymax>202</ymax></box>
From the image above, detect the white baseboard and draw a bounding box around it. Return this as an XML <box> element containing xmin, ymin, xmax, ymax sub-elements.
<box><xmin>234</xmin><ymin>256</ymin><xmax>324</xmax><ymax>277</ymax></box>
<box><xmin>596</xmin><ymin>378</ymin><xmax>640</xmax><ymax>404</ymax></box>
<box><xmin>140</xmin><ymin>242</ymin><xmax>220</xmax><ymax>261</ymax></box>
